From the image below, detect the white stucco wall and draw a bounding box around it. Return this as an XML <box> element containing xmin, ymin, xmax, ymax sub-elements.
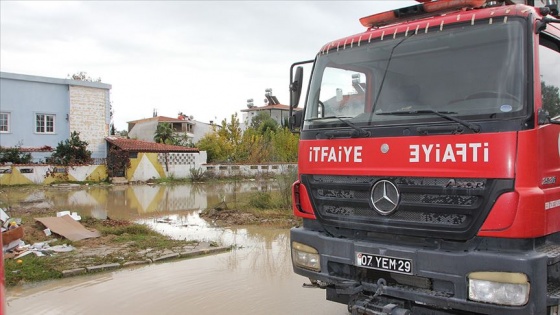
<box><xmin>128</xmin><ymin>119</ymin><xmax>159</xmax><ymax>142</ymax></box>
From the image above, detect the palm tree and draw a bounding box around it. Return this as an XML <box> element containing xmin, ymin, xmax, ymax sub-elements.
<box><xmin>154</xmin><ymin>122</ymin><xmax>175</xmax><ymax>144</ymax></box>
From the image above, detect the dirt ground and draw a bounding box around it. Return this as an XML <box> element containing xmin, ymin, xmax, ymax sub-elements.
<box><xmin>3</xmin><ymin>206</ymin><xmax>123</xmax><ymax>257</ymax></box>
<box><xmin>2</xmin><ymin>204</ymin><xmax>198</xmax><ymax>275</ymax></box>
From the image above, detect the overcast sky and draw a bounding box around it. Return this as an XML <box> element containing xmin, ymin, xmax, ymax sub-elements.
<box><xmin>0</xmin><ymin>1</ymin><xmax>416</xmax><ymax>131</ymax></box>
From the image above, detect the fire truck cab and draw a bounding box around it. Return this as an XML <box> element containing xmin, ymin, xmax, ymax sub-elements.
<box><xmin>289</xmin><ymin>0</ymin><xmax>560</xmax><ymax>314</ymax></box>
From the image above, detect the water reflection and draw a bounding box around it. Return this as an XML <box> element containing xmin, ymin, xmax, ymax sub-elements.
<box><xmin>0</xmin><ymin>181</ymin><xmax>277</xmax><ymax>220</ymax></box>
<box><xmin>3</xmin><ymin>183</ymin><xmax>348</xmax><ymax>314</ymax></box>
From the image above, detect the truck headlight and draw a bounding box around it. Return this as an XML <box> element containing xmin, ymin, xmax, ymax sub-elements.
<box><xmin>468</xmin><ymin>272</ymin><xmax>530</xmax><ymax>306</ymax></box>
<box><xmin>292</xmin><ymin>242</ymin><xmax>320</xmax><ymax>272</ymax></box>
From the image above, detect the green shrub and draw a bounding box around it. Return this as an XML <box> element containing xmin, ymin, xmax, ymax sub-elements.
<box><xmin>0</xmin><ymin>146</ymin><xmax>32</xmax><ymax>164</ymax></box>
<box><xmin>48</xmin><ymin>131</ymin><xmax>92</xmax><ymax>165</ymax></box>
<box><xmin>248</xmin><ymin>191</ymin><xmax>273</xmax><ymax>209</ymax></box>
<box><xmin>190</xmin><ymin>167</ymin><xmax>207</xmax><ymax>181</ymax></box>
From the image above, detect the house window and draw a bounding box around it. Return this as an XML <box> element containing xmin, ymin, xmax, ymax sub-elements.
<box><xmin>0</xmin><ymin>112</ymin><xmax>9</xmax><ymax>133</ymax></box>
<box><xmin>36</xmin><ymin>114</ymin><xmax>55</xmax><ymax>134</ymax></box>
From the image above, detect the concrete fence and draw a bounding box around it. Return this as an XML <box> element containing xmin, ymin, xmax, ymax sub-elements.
<box><xmin>0</xmin><ymin>159</ymin><xmax>298</xmax><ymax>185</ymax></box>
<box><xmin>202</xmin><ymin>163</ymin><xmax>297</xmax><ymax>178</ymax></box>
<box><xmin>0</xmin><ymin>164</ymin><xmax>107</xmax><ymax>185</ymax></box>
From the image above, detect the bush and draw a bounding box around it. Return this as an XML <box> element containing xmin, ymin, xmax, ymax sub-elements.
<box><xmin>48</xmin><ymin>131</ymin><xmax>92</xmax><ymax>165</ymax></box>
<box><xmin>275</xmin><ymin>166</ymin><xmax>298</xmax><ymax>208</ymax></box>
<box><xmin>248</xmin><ymin>191</ymin><xmax>273</xmax><ymax>209</ymax></box>
<box><xmin>189</xmin><ymin>167</ymin><xmax>207</xmax><ymax>181</ymax></box>
<box><xmin>0</xmin><ymin>146</ymin><xmax>32</xmax><ymax>164</ymax></box>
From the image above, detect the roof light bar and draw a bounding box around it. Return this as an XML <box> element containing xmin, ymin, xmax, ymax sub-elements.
<box><xmin>360</xmin><ymin>0</ymin><xmax>487</xmax><ymax>27</ymax></box>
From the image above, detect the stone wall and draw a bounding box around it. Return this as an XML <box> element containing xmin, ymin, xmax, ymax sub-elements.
<box><xmin>69</xmin><ymin>85</ymin><xmax>110</xmax><ymax>159</ymax></box>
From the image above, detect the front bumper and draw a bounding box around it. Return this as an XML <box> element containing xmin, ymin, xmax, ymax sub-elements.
<box><xmin>291</xmin><ymin>227</ymin><xmax>549</xmax><ymax>315</ymax></box>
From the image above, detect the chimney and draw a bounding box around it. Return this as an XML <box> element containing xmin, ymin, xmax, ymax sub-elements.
<box><xmin>336</xmin><ymin>88</ymin><xmax>343</xmax><ymax>102</ymax></box>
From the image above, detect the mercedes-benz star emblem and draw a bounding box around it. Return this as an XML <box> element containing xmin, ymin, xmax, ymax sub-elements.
<box><xmin>370</xmin><ymin>180</ymin><xmax>400</xmax><ymax>215</ymax></box>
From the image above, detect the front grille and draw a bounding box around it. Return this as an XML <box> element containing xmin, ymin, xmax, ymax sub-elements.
<box><xmin>301</xmin><ymin>175</ymin><xmax>514</xmax><ymax>240</ymax></box>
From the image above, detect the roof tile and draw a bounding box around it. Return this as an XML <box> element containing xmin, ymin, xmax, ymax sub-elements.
<box><xmin>105</xmin><ymin>137</ymin><xmax>198</xmax><ymax>153</ymax></box>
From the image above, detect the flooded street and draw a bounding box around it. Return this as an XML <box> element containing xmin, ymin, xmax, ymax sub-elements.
<box><xmin>6</xmin><ymin>228</ymin><xmax>347</xmax><ymax>315</ymax></box>
<box><xmin>1</xmin><ymin>183</ymin><xmax>347</xmax><ymax>314</ymax></box>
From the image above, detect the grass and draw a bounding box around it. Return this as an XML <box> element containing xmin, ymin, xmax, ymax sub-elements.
<box><xmin>4</xmin><ymin>216</ymin><xmax>200</xmax><ymax>287</ymax></box>
<box><xmin>82</xmin><ymin>217</ymin><xmax>197</xmax><ymax>250</ymax></box>
<box><xmin>5</xmin><ymin>255</ymin><xmax>63</xmax><ymax>286</ymax></box>
<box><xmin>201</xmin><ymin>189</ymin><xmax>299</xmax><ymax>229</ymax></box>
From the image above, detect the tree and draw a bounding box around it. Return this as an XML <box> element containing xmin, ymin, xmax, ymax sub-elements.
<box><xmin>218</xmin><ymin>113</ymin><xmax>243</xmax><ymax>145</ymax></box>
<box><xmin>196</xmin><ymin>114</ymin><xmax>243</xmax><ymax>163</ymax></box>
<box><xmin>173</xmin><ymin>133</ymin><xmax>196</xmax><ymax>147</ymax></box>
<box><xmin>109</xmin><ymin>101</ymin><xmax>115</xmax><ymax>136</ymax></box>
<box><xmin>49</xmin><ymin>131</ymin><xmax>92</xmax><ymax>165</ymax></box>
<box><xmin>196</xmin><ymin>133</ymin><xmax>230</xmax><ymax>163</ymax></box>
<box><xmin>237</xmin><ymin>128</ymin><xmax>271</xmax><ymax>163</ymax></box>
<box><xmin>197</xmin><ymin>112</ymin><xmax>300</xmax><ymax>163</ymax></box>
<box><xmin>250</xmin><ymin>112</ymin><xmax>279</xmax><ymax>135</ymax></box>
<box><xmin>68</xmin><ymin>71</ymin><xmax>101</xmax><ymax>82</ymax></box>
<box><xmin>217</xmin><ymin>113</ymin><xmax>243</xmax><ymax>161</ymax></box>
<box><xmin>154</xmin><ymin>123</ymin><xmax>175</xmax><ymax>144</ymax></box>
<box><xmin>271</xmin><ymin>127</ymin><xmax>299</xmax><ymax>162</ymax></box>
<box><xmin>542</xmin><ymin>81</ymin><xmax>560</xmax><ymax>118</ymax></box>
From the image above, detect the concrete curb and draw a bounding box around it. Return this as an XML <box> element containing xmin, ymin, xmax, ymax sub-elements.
<box><xmin>179</xmin><ymin>247</ymin><xmax>230</xmax><ymax>258</ymax></box>
<box><xmin>62</xmin><ymin>268</ymin><xmax>87</xmax><ymax>277</ymax></box>
<box><xmin>152</xmin><ymin>253</ymin><xmax>180</xmax><ymax>262</ymax></box>
<box><xmin>61</xmin><ymin>246</ymin><xmax>230</xmax><ymax>278</ymax></box>
<box><xmin>86</xmin><ymin>263</ymin><xmax>120</xmax><ymax>273</ymax></box>
<box><xmin>122</xmin><ymin>260</ymin><xmax>152</xmax><ymax>267</ymax></box>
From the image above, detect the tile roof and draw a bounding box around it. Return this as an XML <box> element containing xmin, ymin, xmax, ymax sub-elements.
<box><xmin>105</xmin><ymin>137</ymin><xmax>199</xmax><ymax>153</ymax></box>
<box><xmin>127</xmin><ymin>116</ymin><xmax>193</xmax><ymax>124</ymax></box>
<box><xmin>0</xmin><ymin>146</ymin><xmax>54</xmax><ymax>152</ymax></box>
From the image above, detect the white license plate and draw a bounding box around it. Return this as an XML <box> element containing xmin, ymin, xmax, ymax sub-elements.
<box><xmin>356</xmin><ymin>252</ymin><xmax>413</xmax><ymax>275</ymax></box>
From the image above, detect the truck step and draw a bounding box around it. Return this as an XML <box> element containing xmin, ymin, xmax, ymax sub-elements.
<box><xmin>537</xmin><ymin>243</ymin><xmax>560</xmax><ymax>265</ymax></box>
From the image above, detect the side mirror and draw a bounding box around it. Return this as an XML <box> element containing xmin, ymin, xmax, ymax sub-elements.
<box><xmin>538</xmin><ymin>108</ymin><xmax>550</xmax><ymax>125</ymax></box>
<box><xmin>290</xmin><ymin>66</ymin><xmax>304</xmax><ymax>108</ymax></box>
<box><xmin>289</xmin><ymin>110</ymin><xmax>303</xmax><ymax>131</ymax></box>
<box><xmin>288</xmin><ymin>59</ymin><xmax>314</xmax><ymax>132</ymax></box>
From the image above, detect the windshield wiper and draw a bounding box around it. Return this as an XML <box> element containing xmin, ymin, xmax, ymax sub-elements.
<box><xmin>306</xmin><ymin>116</ymin><xmax>352</xmax><ymax>121</ymax></box>
<box><xmin>307</xmin><ymin>116</ymin><xmax>371</xmax><ymax>138</ymax></box>
<box><xmin>376</xmin><ymin>109</ymin><xmax>481</xmax><ymax>133</ymax></box>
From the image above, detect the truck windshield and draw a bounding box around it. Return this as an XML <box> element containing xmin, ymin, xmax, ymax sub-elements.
<box><xmin>303</xmin><ymin>18</ymin><xmax>527</xmax><ymax>130</ymax></box>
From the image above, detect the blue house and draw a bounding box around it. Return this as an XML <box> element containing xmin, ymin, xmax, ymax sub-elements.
<box><xmin>0</xmin><ymin>72</ymin><xmax>112</xmax><ymax>163</ymax></box>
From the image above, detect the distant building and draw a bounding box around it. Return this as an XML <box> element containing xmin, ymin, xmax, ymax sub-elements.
<box><xmin>240</xmin><ymin>89</ymin><xmax>302</xmax><ymax>130</ymax></box>
<box><xmin>105</xmin><ymin>136</ymin><xmax>205</xmax><ymax>181</ymax></box>
<box><xmin>127</xmin><ymin>115</ymin><xmax>215</xmax><ymax>145</ymax></box>
<box><xmin>0</xmin><ymin>71</ymin><xmax>112</xmax><ymax>163</ymax></box>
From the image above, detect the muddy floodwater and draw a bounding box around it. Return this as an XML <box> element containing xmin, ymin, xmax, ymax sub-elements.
<box><xmin>2</xmin><ymin>183</ymin><xmax>348</xmax><ymax>314</ymax></box>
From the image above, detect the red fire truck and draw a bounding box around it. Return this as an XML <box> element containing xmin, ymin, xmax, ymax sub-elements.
<box><xmin>288</xmin><ymin>0</ymin><xmax>560</xmax><ymax>314</ymax></box>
